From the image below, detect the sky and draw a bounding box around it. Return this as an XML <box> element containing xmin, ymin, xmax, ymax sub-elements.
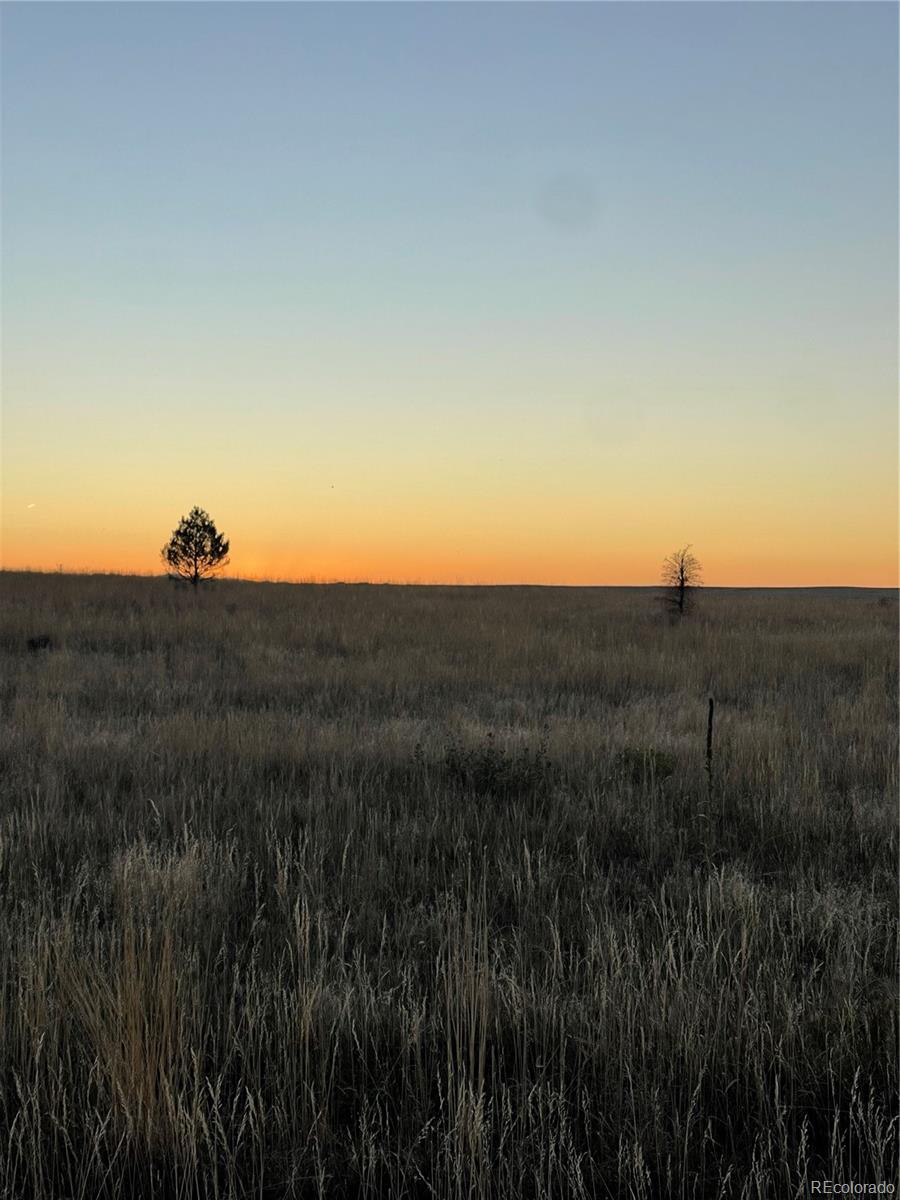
<box><xmin>2</xmin><ymin>2</ymin><xmax>897</xmax><ymax>586</ymax></box>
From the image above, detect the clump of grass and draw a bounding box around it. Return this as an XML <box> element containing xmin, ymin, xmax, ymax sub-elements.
<box><xmin>613</xmin><ymin>744</ymin><xmax>678</xmax><ymax>786</ymax></box>
<box><xmin>443</xmin><ymin>730</ymin><xmax>554</xmax><ymax>798</ymax></box>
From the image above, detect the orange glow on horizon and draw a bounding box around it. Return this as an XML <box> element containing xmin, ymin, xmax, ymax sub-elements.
<box><xmin>3</xmin><ymin>416</ymin><xmax>896</xmax><ymax>589</ymax></box>
<box><xmin>2</xmin><ymin>536</ymin><xmax>896</xmax><ymax>589</ymax></box>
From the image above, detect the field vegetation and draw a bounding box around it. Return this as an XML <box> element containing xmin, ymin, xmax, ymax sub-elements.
<box><xmin>0</xmin><ymin>572</ymin><xmax>896</xmax><ymax>1198</ymax></box>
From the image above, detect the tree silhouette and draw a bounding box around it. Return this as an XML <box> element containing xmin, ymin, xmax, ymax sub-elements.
<box><xmin>161</xmin><ymin>507</ymin><xmax>230</xmax><ymax>588</ymax></box>
<box><xmin>661</xmin><ymin>545</ymin><xmax>702</xmax><ymax>616</ymax></box>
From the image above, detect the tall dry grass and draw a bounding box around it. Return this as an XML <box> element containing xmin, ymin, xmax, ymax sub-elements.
<box><xmin>0</xmin><ymin>572</ymin><xmax>896</xmax><ymax>1198</ymax></box>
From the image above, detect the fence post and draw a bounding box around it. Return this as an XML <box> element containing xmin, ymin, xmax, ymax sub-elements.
<box><xmin>706</xmin><ymin>697</ymin><xmax>715</xmax><ymax>799</ymax></box>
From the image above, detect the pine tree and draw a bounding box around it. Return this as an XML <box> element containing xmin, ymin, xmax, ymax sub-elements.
<box><xmin>161</xmin><ymin>507</ymin><xmax>230</xmax><ymax>587</ymax></box>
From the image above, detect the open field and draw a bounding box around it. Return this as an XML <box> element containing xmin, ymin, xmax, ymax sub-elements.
<box><xmin>0</xmin><ymin>572</ymin><xmax>896</xmax><ymax>1199</ymax></box>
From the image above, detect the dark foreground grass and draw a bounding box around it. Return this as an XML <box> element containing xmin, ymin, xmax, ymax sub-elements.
<box><xmin>0</xmin><ymin>572</ymin><xmax>896</xmax><ymax>1199</ymax></box>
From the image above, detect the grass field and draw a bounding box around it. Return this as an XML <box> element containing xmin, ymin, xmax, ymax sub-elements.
<box><xmin>0</xmin><ymin>571</ymin><xmax>896</xmax><ymax>1199</ymax></box>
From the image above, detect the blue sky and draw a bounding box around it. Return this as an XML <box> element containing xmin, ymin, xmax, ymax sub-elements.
<box><xmin>2</xmin><ymin>2</ymin><xmax>897</xmax><ymax>583</ymax></box>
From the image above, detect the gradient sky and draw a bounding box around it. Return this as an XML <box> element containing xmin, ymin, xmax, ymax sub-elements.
<box><xmin>2</xmin><ymin>2</ymin><xmax>897</xmax><ymax>585</ymax></box>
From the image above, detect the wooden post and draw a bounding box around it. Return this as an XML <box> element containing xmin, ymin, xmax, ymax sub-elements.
<box><xmin>705</xmin><ymin>697</ymin><xmax>715</xmax><ymax>797</ymax></box>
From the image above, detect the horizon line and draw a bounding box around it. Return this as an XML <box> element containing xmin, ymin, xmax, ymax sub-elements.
<box><xmin>1</xmin><ymin>567</ymin><xmax>896</xmax><ymax>592</ymax></box>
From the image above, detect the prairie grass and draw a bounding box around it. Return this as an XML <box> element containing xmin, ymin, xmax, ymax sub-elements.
<box><xmin>0</xmin><ymin>572</ymin><xmax>896</xmax><ymax>1198</ymax></box>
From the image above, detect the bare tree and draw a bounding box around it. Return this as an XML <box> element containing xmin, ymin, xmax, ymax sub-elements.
<box><xmin>161</xmin><ymin>506</ymin><xmax>230</xmax><ymax>588</ymax></box>
<box><xmin>661</xmin><ymin>545</ymin><xmax>702</xmax><ymax>616</ymax></box>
